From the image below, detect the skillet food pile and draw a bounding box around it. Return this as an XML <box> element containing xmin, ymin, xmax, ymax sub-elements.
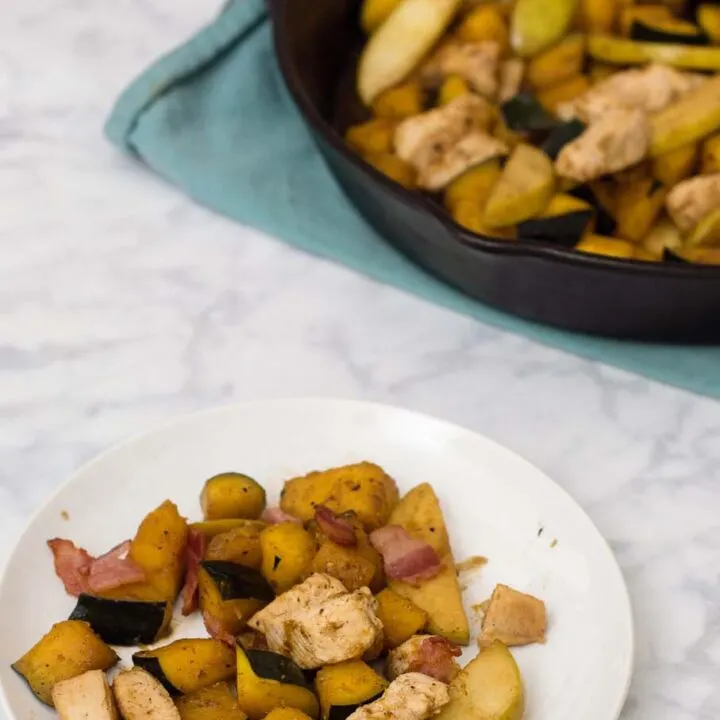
<box><xmin>347</xmin><ymin>0</ymin><xmax>720</xmax><ymax>264</ymax></box>
<box><xmin>13</xmin><ymin>463</ymin><xmax>546</xmax><ymax>720</ymax></box>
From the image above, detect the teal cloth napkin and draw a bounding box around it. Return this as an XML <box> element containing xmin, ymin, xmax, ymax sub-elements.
<box><xmin>106</xmin><ymin>0</ymin><xmax>720</xmax><ymax>399</ymax></box>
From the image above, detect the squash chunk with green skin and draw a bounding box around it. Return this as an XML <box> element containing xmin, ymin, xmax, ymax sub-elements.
<box><xmin>315</xmin><ymin>661</ymin><xmax>387</xmax><ymax>720</ymax></box>
<box><xmin>175</xmin><ymin>682</ymin><xmax>247</xmax><ymax>720</ymax></box>
<box><xmin>483</xmin><ymin>144</ymin><xmax>555</xmax><ymax>226</ymax></box>
<box><xmin>12</xmin><ymin>621</ymin><xmax>118</xmax><ymax>706</ymax></box>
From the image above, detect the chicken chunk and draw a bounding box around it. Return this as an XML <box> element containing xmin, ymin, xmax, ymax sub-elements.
<box><xmin>52</xmin><ymin>670</ymin><xmax>118</xmax><ymax>720</ymax></box>
<box><xmin>387</xmin><ymin>635</ymin><xmax>461</xmax><ymax>683</ymax></box>
<box><xmin>555</xmin><ymin>107</ymin><xmax>650</xmax><ymax>182</ymax></box>
<box><xmin>113</xmin><ymin>668</ymin><xmax>180</xmax><ymax>720</ymax></box>
<box><xmin>346</xmin><ymin>673</ymin><xmax>450</xmax><ymax>720</ymax></box>
<box><xmin>394</xmin><ymin>95</ymin><xmax>507</xmax><ymax>191</ymax></box>
<box><xmin>558</xmin><ymin>64</ymin><xmax>707</xmax><ymax>123</ymax></box>
<box><xmin>423</xmin><ymin>41</ymin><xmax>501</xmax><ymax>99</ymax></box>
<box><xmin>498</xmin><ymin>58</ymin><xmax>525</xmax><ymax>104</ymax></box>
<box><xmin>478</xmin><ymin>584</ymin><xmax>547</xmax><ymax>648</ymax></box>
<box><xmin>666</xmin><ymin>173</ymin><xmax>720</xmax><ymax>233</ymax></box>
<box><xmin>249</xmin><ymin>574</ymin><xmax>383</xmax><ymax>669</ymax></box>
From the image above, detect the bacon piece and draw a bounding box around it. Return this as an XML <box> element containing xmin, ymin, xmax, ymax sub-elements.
<box><xmin>260</xmin><ymin>507</ymin><xmax>302</xmax><ymax>524</ymax></box>
<box><xmin>47</xmin><ymin>539</ymin><xmax>94</xmax><ymax>597</ymax></box>
<box><xmin>203</xmin><ymin>611</ymin><xmax>236</xmax><ymax>646</ymax></box>
<box><xmin>414</xmin><ymin>636</ymin><xmax>462</xmax><ymax>683</ymax></box>
<box><xmin>180</xmin><ymin>529</ymin><xmax>207</xmax><ymax>616</ymax></box>
<box><xmin>314</xmin><ymin>506</ymin><xmax>357</xmax><ymax>547</ymax></box>
<box><xmin>87</xmin><ymin>540</ymin><xmax>145</xmax><ymax>593</ymax></box>
<box><xmin>369</xmin><ymin>526</ymin><xmax>443</xmax><ymax>585</ymax></box>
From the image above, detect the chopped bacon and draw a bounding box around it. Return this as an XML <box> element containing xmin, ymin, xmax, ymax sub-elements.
<box><xmin>87</xmin><ymin>540</ymin><xmax>145</xmax><ymax>593</ymax></box>
<box><xmin>47</xmin><ymin>539</ymin><xmax>94</xmax><ymax>597</ymax></box>
<box><xmin>369</xmin><ymin>526</ymin><xmax>443</xmax><ymax>585</ymax></box>
<box><xmin>203</xmin><ymin>611</ymin><xmax>236</xmax><ymax>646</ymax></box>
<box><xmin>414</xmin><ymin>636</ymin><xmax>462</xmax><ymax>683</ymax></box>
<box><xmin>314</xmin><ymin>506</ymin><xmax>357</xmax><ymax>547</ymax></box>
<box><xmin>261</xmin><ymin>507</ymin><xmax>302</xmax><ymax>525</ymax></box>
<box><xmin>180</xmin><ymin>529</ymin><xmax>207</xmax><ymax>616</ymax></box>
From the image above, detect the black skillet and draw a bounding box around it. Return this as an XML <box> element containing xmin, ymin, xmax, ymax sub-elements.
<box><xmin>268</xmin><ymin>0</ymin><xmax>720</xmax><ymax>341</ymax></box>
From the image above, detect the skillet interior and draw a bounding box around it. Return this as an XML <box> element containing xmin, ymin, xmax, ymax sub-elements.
<box><xmin>268</xmin><ymin>0</ymin><xmax>720</xmax><ymax>341</ymax></box>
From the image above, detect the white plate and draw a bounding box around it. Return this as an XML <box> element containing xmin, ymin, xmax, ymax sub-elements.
<box><xmin>0</xmin><ymin>399</ymin><xmax>633</xmax><ymax>720</ymax></box>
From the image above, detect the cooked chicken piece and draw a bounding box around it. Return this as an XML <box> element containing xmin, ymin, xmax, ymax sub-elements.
<box><xmin>52</xmin><ymin>670</ymin><xmax>118</xmax><ymax>720</ymax></box>
<box><xmin>394</xmin><ymin>95</ymin><xmax>507</xmax><ymax>190</ymax></box>
<box><xmin>555</xmin><ymin>107</ymin><xmax>650</xmax><ymax>182</ymax></box>
<box><xmin>498</xmin><ymin>58</ymin><xmax>525</xmax><ymax>104</ymax></box>
<box><xmin>347</xmin><ymin>673</ymin><xmax>450</xmax><ymax>720</ymax></box>
<box><xmin>666</xmin><ymin>173</ymin><xmax>720</xmax><ymax>233</ymax></box>
<box><xmin>387</xmin><ymin>635</ymin><xmax>461</xmax><ymax>683</ymax></box>
<box><xmin>422</xmin><ymin>41</ymin><xmax>501</xmax><ymax>99</ymax></box>
<box><xmin>113</xmin><ymin>668</ymin><xmax>180</xmax><ymax>720</ymax></box>
<box><xmin>249</xmin><ymin>573</ymin><xmax>383</xmax><ymax>669</ymax></box>
<box><xmin>558</xmin><ymin>64</ymin><xmax>707</xmax><ymax>123</ymax></box>
<box><xmin>478</xmin><ymin>584</ymin><xmax>547</xmax><ymax>648</ymax></box>
<box><xmin>249</xmin><ymin>572</ymin><xmax>346</xmax><ymax>651</ymax></box>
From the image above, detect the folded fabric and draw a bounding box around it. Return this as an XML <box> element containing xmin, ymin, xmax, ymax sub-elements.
<box><xmin>106</xmin><ymin>0</ymin><xmax>720</xmax><ymax>399</ymax></box>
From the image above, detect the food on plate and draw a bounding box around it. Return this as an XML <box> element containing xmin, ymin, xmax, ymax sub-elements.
<box><xmin>435</xmin><ymin>641</ymin><xmax>524</xmax><ymax>720</ymax></box>
<box><xmin>12</xmin><ymin>621</ymin><xmax>118</xmax><ymax>705</ymax></box>
<box><xmin>314</xmin><ymin>659</ymin><xmax>387</xmax><ymax>720</ymax></box>
<box><xmin>174</xmin><ymin>681</ymin><xmax>246</xmax><ymax>720</ymax></box>
<box><xmin>348</xmin><ymin>0</ymin><xmax>720</xmax><ymax>264</ymax></box>
<box><xmin>479</xmin><ymin>584</ymin><xmax>547</xmax><ymax>648</ymax></box>
<box><xmin>132</xmin><ymin>639</ymin><xmax>236</xmax><ymax>694</ymax></box>
<box><xmin>18</xmin><ymin>461</ymin><xmax>551</xmax><ymax>720</ymax></box>
<box><xmin>235</xmin><ymin>646</ymin><xmax>319</xmax><ymax>719</ymax></box>
<box><xmin>51</xmin><ymin>670</ymin><xmax>118</xmax><ymax>720</ymax></box>
<box><xmin>113</xmin><ymin>668</ymin><xmax>181</xmax><ymax>720</ymax></box>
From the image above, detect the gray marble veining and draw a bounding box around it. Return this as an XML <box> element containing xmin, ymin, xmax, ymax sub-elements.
<box><xmin>0</xmin><ymin>0</ymin><xmax>719</xmax><ymax>717</ymax></box>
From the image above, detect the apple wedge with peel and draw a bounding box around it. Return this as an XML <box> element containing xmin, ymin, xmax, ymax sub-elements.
<box><xmin>435</xmin><ymin>641</ymin><xmax>525</xmax><ymax>720</ymax></box>
<box><xmin>357</xmin><ymin>0</ymin><xmax>463</xmax><ymax>105</ymax></box>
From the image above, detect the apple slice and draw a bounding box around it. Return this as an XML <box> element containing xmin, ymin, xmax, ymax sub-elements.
<box><xmin>357</xmin><ymin>0</ymin><xmax>463</xmax><ymax>105</ymax></box>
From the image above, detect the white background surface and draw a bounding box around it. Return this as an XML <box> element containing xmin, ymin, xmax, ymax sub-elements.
<box><xmin>0</xmin><ymin>1</ymin><xmax>718</xmax><ymax>718</ymax></box>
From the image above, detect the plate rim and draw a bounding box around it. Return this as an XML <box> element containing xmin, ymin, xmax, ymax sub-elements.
<box><xmin>0</xmin><ymin>398</ymin><xmax>635</xmax><ymax>720</ymax></box>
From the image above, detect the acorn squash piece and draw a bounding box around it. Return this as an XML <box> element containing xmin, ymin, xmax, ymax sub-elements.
<box><xmin>12</xmin><ymin>621</ymin><xmax>118</xmax><ymax>706</ymax></box>
<box><xmin>619</xmin><ymin>5</ymin><xmax>673</xmax><ymax>36</ymax></box>
<box><xmin>698</xmin><ymin>4</ymin><xmax>720</xmax><ymax>44</ymax></box>
<box><xmin>387</xmin><ymin>484</ymin><xmax>469</xmax><ymax>645</ymax></box>
<box><xmin>315</xmin><ymin>661</ymin><xmax>387</xmax><ymax>720</ymax></box>
<box><xmin>366</xmin><ymin>153</ymin><xmax>418</xmax><ymax>189</ymax></box>
<box><xmin>577</xmin><ymin>0</ymin><xmax>617</xmax><ymax>34</ymax></box>
<box><xmin>69</xmin><ymin>594</ymin><xmax>171</xmax><ymax>646</ymax></box>
<box><xmin>517</xmin><ymin>193</ymin><xmax>594</xmax><ymax>246</ymax></box>
<box><xmin>527</xmin><ymin>34</ymin><xmax>586</xmax><ymax>90</ymax></box>
<box><xmin>375</xmin><ymin>589</ymin><xmax>428</xmax><ymax>649</ymax></box>
<box><xmin>175</xmin><ymin>682</ymin><xmax>247</xmax><ymax>720</ymax></box>
<box><xmin>652</xmin><ymin>143</ymin><xmax>698</xmax><ymax>186</ymax></box>
<box><xmin>260</xmin><ymin>522</ymin><xmax>316</xmax><ymax>593</ymax></box>
<box><xmin>588</xmin><ymin>35</ymin><xmax>720</xmax><ymax>70</ymax></box>
<box><xmin>199</xmin><ymin>562</ymin><xmax>274</xmax><ymax>638</ymax></box>
<box><xmin>575</xmin><ymin>234</ymin><xmax>635</xmax><ymax>258</ymax></box>
<box><xmin>537</xmin><ymin>75</ymin><xmax>591</xmax><ymax>113</ymax></box>
<box><xmin>500</xmin><ymin>93</ymin><xmax>560</xmax><ymax>132</ymax></box>
<box><xmin>456</xmin><ymin>5</ymin><xmax>510</xmax><ymax>55</ymax></box>
<box><xmin>483</xmin><ymin>144</ymin><xmax>555</xmax><ymax>227</ymax></box>
<box><xmin>701</xmin><ymin>133</ymin><xmax>720</xmax><ymax>174</ymax></box>
<box><xmin>630</xmin><ymin>18</ymin><xmax>708</xmax><ymax>47</ymax></box>
<box><xmin>191</xmin><ymin>519</ymin><xmax>266</xmax><ymax>540</ymax></box>
<box><xmin>236</xmin><ymin>647</ymin><xmax>318</xmax><ymax>720</ymax></box>
<box><xmin>444</xmin><ymin>159</ymin><xmax>502</xmax><ymax>213</ymax></box>
<box><xmin>569</xmin><ymin>184</ymin><xmax>616</xmax><ymax>235</ymax></box>
<box><xmin>437</xmin><ymin>75</ymin><xmax>471</xmax><ymax>106</ymax></box>
<box><xmin>201</xmin><ymin>473</ymin><xmax>266</xmax><ymax>521</ymax></box>
<box><xmin>686</xmin><ymin>208</ymin><xmax>720</xmax><ymax>247</ymax></box>
<box><xmin>345</xmin><ymin>119</ymin><xmax>397</xmax><ymax>157</ymax></box>
<box><xmin>615</xmin><ymin>178</ymin><xmax>667</xmax><ymax>241</ymax></box>
<box><xmin>372</xmin><ymin>82</ymin><xmax>425</xmax><ymax>118</ymax></box>
<box><xmin>510</xmin><ymin>0</ymin><xmax>579</xmax><ymax>57</ymax></box>
<box><xmin>206</xmin><ymin>525</ymin><xmax>264</xmax><ymax>568</ymax></box>
<box><xmin>133</xmin><ymin>640</ymin><xmax>236</xmax><ymax>695</ymax></box>
<box><xmin>642</xmin><ymin>217</ymin><xmax>683</xmax><ymax>258</ymax></box>
<box><xmin>651</xmin><ymin>75</ymin><xmax>720</xmax><ymax>156</ymax></box>
<box><xmin>451</xmin><ymin>201</ymin><xmax>517</xmax><ymax>238</ymax></box>
<box><xmin>357</xmin><ymin>0</ymin><xmax>464</xmax><ymax>104</ymax></box>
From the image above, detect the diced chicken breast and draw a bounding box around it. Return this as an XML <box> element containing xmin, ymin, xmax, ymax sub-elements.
<box><xmin>249</xmin><ymin>573</ymin><xmax>346</xmax><ymax>651</ymax></box>
<box><xmin>52</xmin><ymin>670</ymin><xmax>118</xmax><ymax>720</ymax></box>
<box><xmin>555</xmin><ymin>107</ymin><xmax>650</xmax><ymax>182</ymax></box>
<box><xmin>113</xmin><ymin>668</ymin><xmax>180</xmax><ymax>720</ymax></box>
<box><xmin>423</xmin><ymin>41</ymin><xmax>501</xmax><ymax>98</ymax></box>
<box><xmin>666</xmin><ymin>173</ymin><xmax>720</xmax><ymax>232</ymax></box>
<box><xmin>387</xmin><ymin>635</ymin><xmax>461</xmax><ymax>683</ymax></box>
<box><xmin>558</xmin><ymin>64</ymin><xmax>707</xmax><ymax>122</ymax></box>
<box><xmin>479</xmin><ymin>584</ymin><xmax>547</xmax><ymax>648</ymax></box>
<box><xmin>249</xmin><ymin>574</ymin><xmax>382</xmax><ymax>669</ymax></box>
<box><xmin>346</xmin><ymin>673</ymin><xmax>450</xmax><ymax>720</ymax></box>
<box><xmin>498</xmin><ymin>58</ymin><xmax>525</xmax><ymax>104</ymax></box>
<box><xmin>394</xmin><ymin>95</ymin><xmax>507</xmax><ymax>190</ymax></box>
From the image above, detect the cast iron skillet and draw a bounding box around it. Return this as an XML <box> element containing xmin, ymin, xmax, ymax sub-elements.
<box><xmin>268</xmin><ymin>0</ymin><xmax>720</xmax><ymax>340</ymax></box>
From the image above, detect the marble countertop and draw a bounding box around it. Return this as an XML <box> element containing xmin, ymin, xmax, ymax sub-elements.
<box><xmin>1</xmin><ymin>0</ymin><xmax>719</xmax><ymax>717</ymax></box>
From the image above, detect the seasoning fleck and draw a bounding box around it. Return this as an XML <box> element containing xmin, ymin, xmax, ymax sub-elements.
<box><xmin>455</xmin><ymin>555</ymin><xmax>488</xmax><ymax>573</ymax></box>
